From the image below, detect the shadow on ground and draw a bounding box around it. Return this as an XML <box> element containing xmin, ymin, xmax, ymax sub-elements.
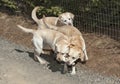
<box><xmin>15</xmin><ymin>49</ymin><xmax>65</xmax><ymax>74</ymax></box>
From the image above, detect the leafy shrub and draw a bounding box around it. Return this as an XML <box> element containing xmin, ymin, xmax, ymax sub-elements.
<box><xmin>37</xmin><ymin>6</ymin><xmax>64</xmax><ymax>17</ymax></box>
<box><xmin>0</xmin><ymin>0</ymin><xmax>64</xmax><ymax>16</ymax></box>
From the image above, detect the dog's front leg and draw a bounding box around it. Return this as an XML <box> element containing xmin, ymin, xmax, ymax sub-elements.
<box><xmin>70</xmin><ymin>65</ymin><xmax>76</xmax><ymax>75</ymax></box>
<box><xmin>62</xmin><ymin>63</ymin><xmax>68</xmax><ymax>74</ymax></box>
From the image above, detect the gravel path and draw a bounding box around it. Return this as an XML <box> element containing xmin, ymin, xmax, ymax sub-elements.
<box><xmin>0</xmin><ymin>37</ymin><xmax>120</xmax><ymax>84</ymax></box>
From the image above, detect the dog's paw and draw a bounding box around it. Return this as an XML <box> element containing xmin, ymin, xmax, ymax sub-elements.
<box><xmin>86</xmin><ymin>57</ymin><xmax>88</xmax><ymax>61</ymax></box>
<box><xmin>40</xmin><ymin>61</ymin><xmax>47</xmax><ymax>65</ymax></box>
<box><xmin>70</xmin><ymin>72</ymin><xmax>76</xmax><ymax>75</ymax></box>
<box><xmin>70</xmin><ymin>70</ymin><xmax>76</xmax><ymax>75</ymax></box>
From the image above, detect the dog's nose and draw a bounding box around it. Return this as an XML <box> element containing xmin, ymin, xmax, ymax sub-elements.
<box><xmin>66</xmin><ymin>61</ymin><xmax>71</xmax><ymax>65</ymax></box>
<box><xmin>56</xmin><ymin>58</ymin><xmax>61</xmax><ymax>62</ymax></box>
<box><xmin>60</xmin><ymin>61</ymin><xmax>65</xmax><ymax>64</ymax></box>
<box><xmin>68</xmin><ymin>23</ymin><xmax>72</xmax><ymax>25</ymax></box>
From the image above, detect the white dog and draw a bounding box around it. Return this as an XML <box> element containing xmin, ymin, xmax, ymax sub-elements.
<box><xmin>32</xmin><ymin>6</ymin><xmax>74</xmax><ymax>51</ymax></box>
<box><xmin>32</xmin><ymin>6</ymin><xmax>74</xmax><ymax>29</ymax></box>
<box><xmin>17</xmin><ymin>24</ymin><xmax>71</xmax><ymax>65</ymax></box>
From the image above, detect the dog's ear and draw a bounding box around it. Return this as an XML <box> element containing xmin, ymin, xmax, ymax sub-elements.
<box><xmin>58</xmin><ymin>14</ymin><xmax>63</xmax><ymax>20</ymax></box>
<box><xmin>69</xmin><ymin>44</ymin><xmax>75</xmax><ymax>48</ymax></box>
<box><xmin>56</xmin><ymin>41</ymin><xmax>70</xmax><ymax>53</ymax></box>
<box><xmin>55</xmin><ymin>43</ymin><xmax>60</xmax><ymax>52</ymax></box>
<box><xmin>69</xmin><ymin>13</ymin><xmax>74</xmax><ymax>20</ymax></box>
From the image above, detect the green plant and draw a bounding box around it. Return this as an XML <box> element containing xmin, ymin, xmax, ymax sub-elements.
<box><xmin>37</xmin><ymin>6</ymin><xmax>64</xmax><ymax>16</ymax></box>
<box><xmin>0</xmin><ymin>0</ymin><xmax>17</xmax><ymax>12</ymax></box>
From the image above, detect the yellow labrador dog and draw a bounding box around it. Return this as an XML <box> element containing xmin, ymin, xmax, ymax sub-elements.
<box><xmin>32</xmin><ymin>6</ymin><xmax>74</xmax><ymax>29</ymax></box>
<box><xmin>32</xmin><ymin>6</ymin><xmax>74</xmax><ymax>51</ymax></box>
<box><xmin>17</xmin><ymin>25</ymin><xmax>71</xmax><ymax>65</ymax></box>
<box><xmin>43</xmin><ymin>19</ymin><xmax>88</xmax><ymax>75</ymax></box>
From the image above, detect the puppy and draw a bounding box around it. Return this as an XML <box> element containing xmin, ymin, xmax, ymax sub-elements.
<box><xmin>32</xmin><ymin>6</ymin><xmax>74</xmax><ymax>29</ymax></box>
<box><xmin>17</xmin><ymin>24</ymin><xmax>70</xmax><ymax>65</ymax></box>
<box><xmin>43</xmin><ymin>19</ymin><xmax>88</xmax><ymax>75</ymax></box>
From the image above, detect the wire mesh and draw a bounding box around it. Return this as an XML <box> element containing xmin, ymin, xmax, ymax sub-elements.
<box><xmin>58</xmin><ymin>0</ymin><xmax>120</xmax><ymax>41</ymax></box>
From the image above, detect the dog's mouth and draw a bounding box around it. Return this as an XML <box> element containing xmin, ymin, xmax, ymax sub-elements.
<box><xmin>56</xmin><ymin>59</ymin><xmax>66</xmax><ymax>65</ymax></box>
<box><xmin>68</xmin><ymin>59</ymin><xmax>86</xmax><ymax>66</ymax></box>
<box><xmin>56</xmin><ymin>58</ymin><xmax>87</xmax><ymax>66</ymax></box>
<box><xmin>66</xmin><ymin>61</ymin><xmax>75</xmax><ymax>66</ymax></box>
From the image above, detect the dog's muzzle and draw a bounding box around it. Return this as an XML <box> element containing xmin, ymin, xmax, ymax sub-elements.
<box><xmin>68</xmin><ymin>23</ymin><xmax>72</xmax><ymax>26</ymax></box>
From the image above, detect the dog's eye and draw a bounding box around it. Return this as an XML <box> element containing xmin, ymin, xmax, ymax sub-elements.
<box><xmin>68</xmin><ymin>18</ymin><xmax>71</xmax><ymax>20</ymax></box>
<box><xmin>64</xmin><ymin>20</ymin><xmax>67</xmax><ymax>22</ymax></box>
<box><xmin>72</xmin><ymin>57</ymin><xmax>75</xmax><ymax>59</ymax></box>
<box><xmin>61</xmin><ymin>53</ymin><xmax>65</xmax><ymax>55</ymax></box>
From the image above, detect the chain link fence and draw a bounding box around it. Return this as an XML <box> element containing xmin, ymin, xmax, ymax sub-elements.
<box><xmin>0</xmin><ymin>0</ymin><xmax>119</xmax><ymax>41</ymax></box>
<box><xmin>58</xmin><ymin>0</ymin><xmax>120</xmax><ymax>41</ymax></box>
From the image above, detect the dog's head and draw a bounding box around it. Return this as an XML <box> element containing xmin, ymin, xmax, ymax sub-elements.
<box><xmin>58</xmin><ymin>12</ymin><xmax>74</xmax><ymax>26</ymax></box>
<box><xmin>65</xmin><ymin>44</ymin><xmax>86</xmax><ymax>66</ymax></box>
<box><xmin>55</xmin><ymin>39</ymin><xmax>70</xmax><ymax>62</ymax></box>
<box><xmin>56</xmin><ymin>43</ymin><xmax>86</xmax><ymax>65</ymax></box>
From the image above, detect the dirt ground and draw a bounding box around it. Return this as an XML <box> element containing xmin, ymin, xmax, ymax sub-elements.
<box><xmin>0</xmin><ymin>12</ymin><xmax>120</xmax><ymax>78</ymax></box>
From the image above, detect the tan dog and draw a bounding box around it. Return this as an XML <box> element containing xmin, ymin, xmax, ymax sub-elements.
<box><xmin>17</xmin><ymin>25</ymin><xmax>70</xmax><ymax>65</ymax></box>
<box><xmin>32</xmin><ymin>6</ymin><xmax>74</xmax><ymax>29</ymax></box>
<box><xmin>43</xmin><ymin>19</ymin><xmax>88</xmax><ymax>75</ymax></box>
<box><xmin>32</xmin><ymin>6</ymin><xmax>74</xmax><ymax>51</ymax></box>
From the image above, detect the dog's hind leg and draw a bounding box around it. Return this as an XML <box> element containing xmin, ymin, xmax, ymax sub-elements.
<box><xmin>80</xmin><ymin>35</ymin><xmax>88</xmax><ymax>61</ymax></box>
<box><xmin>33</xmin><ymin>37</ymin><xmax>46</xmax><ymax>64</ymax></box>
<box><xmin>34</xmin><ymin>49</ymin><xmax>46</xmax><ymax>64</ymax></box>
<box><xmin>83</xmin><ymin>49</ymin><xmax>88</xmax><ymax>61</ymax></box>
<box><xmin>81</xmin><ymin>37</ymin><xmax>88</xmax><ymax>61</ymax></box>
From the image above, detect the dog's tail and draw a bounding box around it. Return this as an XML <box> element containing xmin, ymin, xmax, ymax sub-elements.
<box><xmin>17</xmin><ymin>25</ymin><xmax>35</xmax><ymax>34</ymax></box>
<box><xmin>42</xmin><ymin>16</ymin><xmax>58</xmax><ymax>30</ymax></box>
<box><xmin>32</xmin><ymin>6</ymin><xmax>40</xmax><ymax>25</ymax></box>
